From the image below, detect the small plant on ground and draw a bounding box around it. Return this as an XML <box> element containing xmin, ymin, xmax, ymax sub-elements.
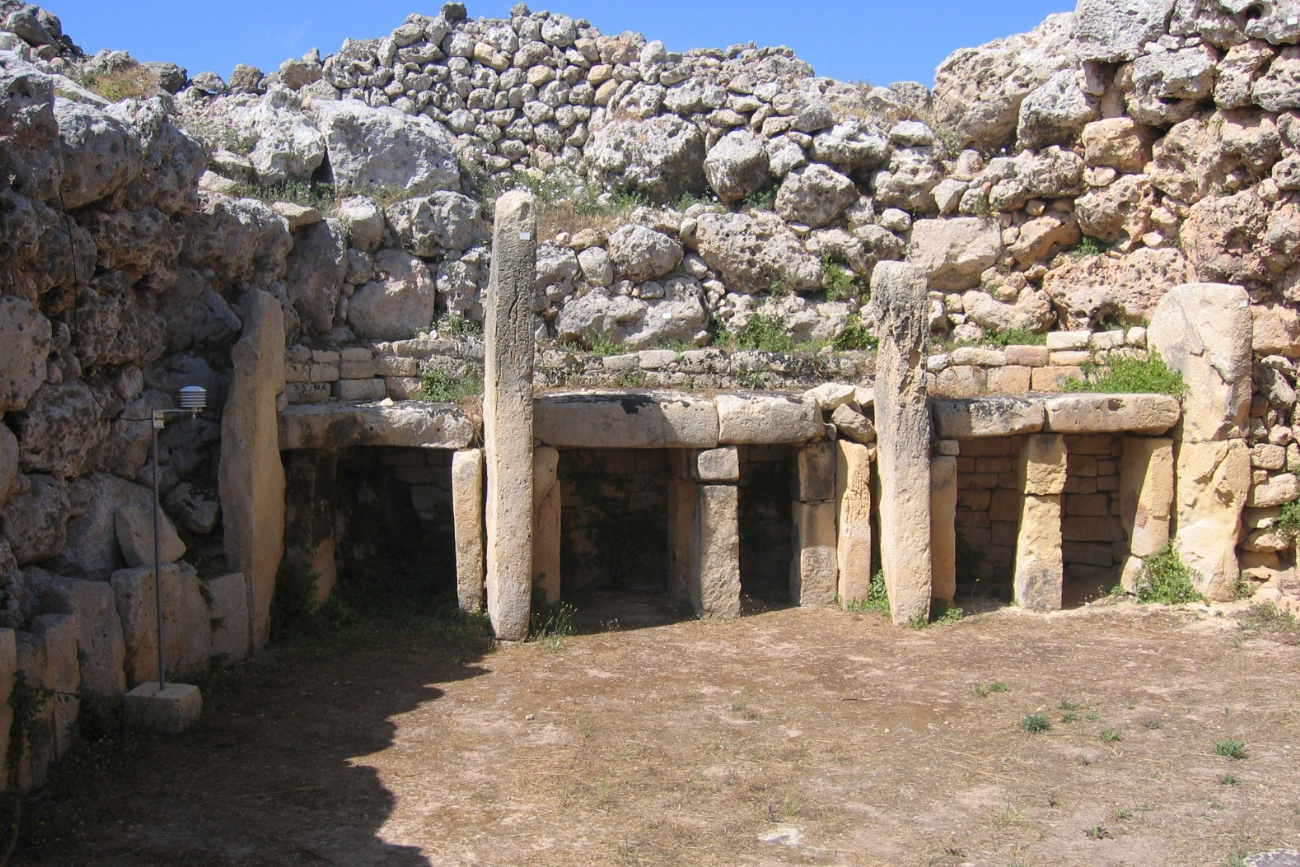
<box><xmin>973</xmin><ymin>681</ymin><xmax>1009</xmax><ymax>697</ymax></box>
<box><xmin>1130</xmin><ymin>544</ymin><xmax>1204</xmax><ymax>604</ymax></box>
<box><xmin>930</xmin><ymin>600</ymin><xmax>965</xmax><ymax>624</ymax></box>
<box><xmin>1144</xmin><ymin>719</ymin><xmax>1162</xmax><ymax>729</ymax></box>
<box><xmin>1100</xmin><ymin>727</ymin><xmax>1123</xmax><ymax>743</ymax></box>
<box><xmin>78</xmin><ymin>65</ymin><xmax>159</xmax><ymax>101</ymax></box>
<box><xmin>1084</xmin><ymin>824</ymin><xmax>1112</xmax><ymax>840</ymax></box>
<box><xmin>1218</xmin><ymin>773</ymin><xmax>1241</xmax><ymax>786</ymax></box>
<box><xmin>845</xmin><ymin>570</ymin><xmax>890</xmax><ymax>616</ymax></box>
<box><xmin>530</xmin><ymin>586</ymin><xmax>576</xmax><ymax>651</ymax></box>
<box><xmin>1239</xmin><ymin>601</ymin><xmax>1300</xmax><ymax>643</ymax></box>
<box><xmin>1062</xmin><ymin>712</ymin><xmax>1081</xmax><ymax>724</ymax></box>
<box><xmin>1021</xmin><ymin>713</ymin><xmax>1053</xmax><ymax>734</ymax></box>
<box><xmin>1112</xmin><ymin>807</ymin><xmax>1132</xmax><ymax>820</ymax></box>
<box><xmin>1213</xmin><ymin>738</ymin><xmax>1248</xmax><ymax>760</ymax></box>
<box><xmin>1063</xmin><ymin>350</ymin><xmax>1186</xmax><ymax>398</ymax></box>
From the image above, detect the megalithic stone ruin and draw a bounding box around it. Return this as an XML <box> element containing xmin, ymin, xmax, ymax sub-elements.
<box><xmin>484</xmin><ymin>191</ymin><xmax>537</xmax><ymax>641</ymax></box>
<box><xmin>869</xmin><ymin>262</ymin><xmax>933</xmax><ymax>625</ymax></box>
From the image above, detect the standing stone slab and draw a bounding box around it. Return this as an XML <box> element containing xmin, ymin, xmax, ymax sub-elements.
<box><xmin>869</xmin><ymin>262</ymin><xmax>933</xmax><ymax>624</ymax></box>
<box><xmin>930</xmin><ymin>455</ymin><xmax>957</xmax><ymax>604</ymax></box>
<box><xmin>451</xmin><ymin>449</ymin><xmax>485</xmax><ymax>614</ymax></box>
<box><xmin>17</xmin><ymin>615</ymin><xmax>79</xmax><ymax>788</ymax></box>
<box><xmin>204</xmin><ymin>572</ymin><xmax>250</xmax><ymax>663</ymax></box>
<box><xmin>283</xmin><ymin>450</ymin><xmax>338</xmax><ymax>607</ymax></box>
<box><xmin>45</xmin><ymin>576</ymin><xmax>126</xmax><ymax>696</ymax></box>
<box><xmin>836</xmin><ymin>442</ymin><xmax>874</xmax><ymax>605</ymax></box>
<box><xmin>1175</xmin><ymin>439</ymin><xmax>1250</xmax><ymax>600</ymax></box>
<box><xmin>793</xmin><ymin>441</ymin><xmax>836</xmax><ymax>502</ymax></box>
<box><xmin>533</xmin><ymin>446</ymin><xmax>561</xmax><ymax>605</ymax></box>
<box><xmin>1014</xmin><ymin>434</ymin><xmax>1067</xmax><ymax>610</ymax></box>
<box><xmin>219</xmin><ymin>289</ymin><xmax>286</xmax><ymax>653</ymax></box>
<box><xmin>1119</xmin><ymin>437</ymin><xmax>1175</xmax><ymax>589</ymax></box>
<box><xmin>484</xmin><ymin>191</ymin><xmax>536</xmax><ymax>640</ymax></box>
<box><xmin>791</xmin><ymin>501</ymin><xmax>838</xmax><ymax>608</ymax></box>
<box><xmin>667</xmin><ymin>454</ymin><xmax>695</xmax><ymax>602</ymax></box>
<box><xmin>1019</xmin><ymin>434</ymin><xmax>1068</xmax><ymax>496</ymax></box>
<box><xmin>690</xmin><ymin>485</ymin><xmax>740</xmax><ymax>619</ymax></box>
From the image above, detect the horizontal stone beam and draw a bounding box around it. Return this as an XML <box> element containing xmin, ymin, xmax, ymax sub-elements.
<box><xmin>715</xmin><ymin>393</ymin><xmax>821</xmax><ymax>444</ymax></box>
<box><xmin>278</xmin><ymin>401</ymin><xmax>475</xmax><ymax>450</ymax></box>
<box><xmin>1042</xmin><ymin>393</ymin><xmax>1180</xmax><ymax>435</ymax></box>
<box><xmin>933</xmin><ymin>397</ymin><xmax>1045</xmax><ymax>438</ymax></box>
<box><xmin>534</xmin><ymin>390</ymin><xmax>719</xmax><ymax>448</ymax></box>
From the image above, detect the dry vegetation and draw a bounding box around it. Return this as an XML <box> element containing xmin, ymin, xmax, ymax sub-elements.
<box><xmin>76</xmin><ymin>66</ymin><xmax>159</xmax><ymax>102</ymax></box>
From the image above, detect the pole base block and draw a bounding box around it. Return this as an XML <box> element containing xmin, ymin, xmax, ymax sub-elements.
<box><xmin>124</xmin><ymin>682</ymin><xmax>202</xmax><ymax>733</ymax></box>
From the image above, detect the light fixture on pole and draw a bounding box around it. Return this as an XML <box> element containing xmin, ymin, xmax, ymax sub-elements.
<box><xmin>151</xmin><ymin>385</ymin><xmax>207</xmax><ymax>690</ymax></box>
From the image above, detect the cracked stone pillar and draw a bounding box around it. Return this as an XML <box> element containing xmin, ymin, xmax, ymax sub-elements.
<box><xmin>689</xmin><ymin>447</ymin><xmax>740</xmax><ymax>619</ymax></box>
<box><xmin>451</xmin><ymin>448</ymin><xmax>485</xmax><ymax>613</ymax></box>
<box><xmin>533</xmin><ymin>445</ymin><xmax>561</xmax><ymax>605</ymax></box>
<box><xmin>219</xmin><ymin>289</ymin><xmax>286</xmax><ymax>653</ymax></box>
<box><xmin>667</xmin><ymin>450</ymin><xmax>695</xmax><ymax>602</ymax></box>
<box><xmin>1119</xmin><ymin>437</ymin><xmax>1175</xmax><ymax>591</ymax></box>
<box><xmin>283</xmin><ymin>450</ymin><xmax>338</xmax><ymax>608</ymax></box>
<box><xmin>869</xmin><ymin>262</ymin><xmax>933</xmax><ymax>624</ymax></box>
<box><xmin>484</xmin><ymin>191</ymin><xmax>536</xmax><ymax>640</ymax></box>
<box><xmin>791</xmin><ymin>440</ymin><xmax>837</xmax><ymax>607</ymax></box>
<box><xmin>836</xmin><ymin>441</ymin><xmax>874</xmax><ymax>605</ymax></box>
<box><xmin>1013</xmin><ymin>434</ymin><xmax>1068</xmax><ymax>610</ymax></box>
<box><xmin>930</xmin><ymin>454</ymin><xmax>958</xmax><ymax>605</ymax></box>
<box><xmin>1149</xmin><ymin>283</ymin><xmax>1253</xmax><ymax>600</ymax></box>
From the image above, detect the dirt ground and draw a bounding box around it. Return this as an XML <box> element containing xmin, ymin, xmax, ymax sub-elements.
<box><xmin>16</xmin><ymin>596</ymin><xmax>1300</xmax><ymax>867</ymax></box>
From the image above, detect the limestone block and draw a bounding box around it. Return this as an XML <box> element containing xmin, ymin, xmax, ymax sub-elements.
<box><xmin>452</xmin><ymin>449</ymin><xmax>485</xmax><ymax>614</ymax></box>
<box><xmin>1042</xmin><ymin>393</ymin><xmax>1180</xmax><ymax>435</ymax></box>
<box><xmin>1249</xmin><ymin>473</ymin><xmax>1300</xmax><ymax>508</ymax></box>
<box><xmin>204</xmin><ymin>573</ymin><xmax>250</xmax><ymax>663</ymax></box>
<box><xmin>279</xmin><ymin>402</ymin><xmax>475</xmax><ymax>450</ymax></box>
<box><xmin>1019</xmin><ymin>434</ymin><xmax>1068</xmax><ymax>496</ymax></box>
<box><xmin>111</xmin><ymin>563</ymin><xmax>211</xmax><ymax>686</ymax></box>
<box><xmin>1174</xmin><ymin>439</ymin><xmax>1250</xmax><ymax>601</ymax></box>
<box><xmin>16</xmin><ymin>614</ymin><xmax>79</xmax><ymax>787</ymax></box>
<box><xmin>835</xmin><ymin>442</ymin><xmax>874</xmax><ymax>605</ymax></box>
<box><xmin>794</xmin><ymin>441</ymin><xmax>836</xmax><ymax>502</ymax></box>
<box><xmin>715</xmin><ymin>393</ymin><xmax>821</xmax><ymax>445</ymax></box>
<box><xmin>45</xmin><ymin>576</ymin><xmax>126</xmax><ymax>696</ymax></box>
<box><xmin>1120</xmin><ymin>437</ymin><xmax>1174</xmax><ymax>558</ymax></box>
<box><xmin>831</xmin><ymin>404</ymin><xmax>876</xmax><ymax>444</ymax></box>
<box><xmin>534</xmin><ymin>391</ymin><xmax>719</xmax><ymax>448</ymax></box>
<box><xmin>0</xmin><ymin>425</ymin><xmax>17</xmax><ymax>511</ymax></box>
<box><xmin>533</xmin><ymin>446</ymin><xmax>561</xmax><ymax>605</ymax></box>
<box><xmin>870</xmin><ymin>261</ymin><xmax>933</xmax><ymax>624</ymax></box>
<box><xmin>334</xmin><ymin>378</ymin><xmax>387</xmax><ymax>401</ymax></box>
<box><xmin>283</xmin><ymin>450</ymin><xmax>338</xmax><ymax>607</ymax></box>
<box><xmin>1148</xmin><ymin>283</ymin><xmax>1253</xmax><ymax>443</ymax></box>
<box><xmin>219</xmin><ymin>289</ymin><xmax>286</xmax><ymax>653</ymax></box>
<box><xmin>1014</xmin><ymin>495</ymin><xmax>1063</xmax><ymax>610</ymax></box>
<box><xmin>114</xmin><ymin>504</ymin><xmax>186</xmax><ymax>569</ymax></box>
<box><xmin>0</xmin><ymin>629</ymin><xmax>13</xmax><ymax>792</ymax></box>
<box><xmin>667</xmin><ymin>476</ymin><xmax>695</xmax><ymax>601</ymax></box>
<box><xmin>791</xmin><ymin>501</ymin><xmax>837</xmax><ymax>608</ymax></box>
<box><xmin>803</xmin><ymin>382</ymin><xmax>857</xmax><ymax>411</ymax></box>
<box><xmin>933</xmin><ymin>397</ymin><xmax>1045</xmax><ymax>438</ymax></box>
<box><xmin>689</xmin><ymin>485</ymin><xmax>740</xmax><ymax>620</ymax></box>
<box><xmin>484</xmin><ymin>191</ymin><xmax>536</xmax><ymax>641</ymax></box>
<box><xmin>691</xmin><ymin>447</ymin><xmax>739</xmax><ymax>483</ymax></box>
<box><xmin>930</xmin><ymin>455</ymin><xmax>958</xmax><ymax>604</ymax></box>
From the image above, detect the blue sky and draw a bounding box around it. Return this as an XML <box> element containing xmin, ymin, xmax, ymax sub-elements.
<box><xmin>50</xmin><ymin>1</ymin><xmax>1075</xmax><ymax>87</ymax></box>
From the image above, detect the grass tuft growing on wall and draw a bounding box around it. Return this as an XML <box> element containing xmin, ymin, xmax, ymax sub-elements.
<box><xmin>1064</xmin><ymin>351</ymin><xmax>1186</xmax><ymax>398</ymax></box>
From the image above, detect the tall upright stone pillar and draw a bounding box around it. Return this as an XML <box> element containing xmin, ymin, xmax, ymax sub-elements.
<box><xmin>666</xmin><ymin>450</ymin><xmax>695</xmax><ymax>602</ymax></box>
<box><xmin>1013</xmin><ymin>434</ymin><xmax>1067</xmax><ymax>610</ymax></box>
<box><xmin>283</xmin><ymin>450</ymin><xmax>338</xmax><ymax>607</ymax></box>
<box><xmin>484</xmin><ymin>191</ymin><xmax>536</xmax><ymax>640</ymax></box>
<box><xmin>930</xmin><ymin>454</ymin><xmax>957</xmax><ymax>604</ymax></box>
<box><xmin>1118</xmin><ymin>437</ymin><xmax>1175</xmax><ymax>590</ymax></box>
<box><xmin>836</xmin><ymin>441</ymin><xmax>874</xmax><ymax>605</ymax></box>
<box><xmin>688</xmin><ymin>447</ymin><xmax>741</xmax><ymax>619</ymax></box>
<box><xmin>791</xmin><ymin>441</ymin><xmax>837</xmax><ymax>607</ymax></box>
<box><xmin>1149</xmin><ymin>283</ymin><xmax>1253</xmax><ymax>600</ymax></box>
<box><xmin>869</xmin><ymin>262</ymin><xmax>933</xmax><ymax>624</ymax></box>
<box><xmin>219</xmin><ymin>289</ymin><xmax>286</xmax><ymax>653</ymax></box>
<box><xmin>451</xmin><ymin>448</ymin><xmax>485</xmax><ymax>613</ymax></box>
<box><xmin>533</xmin><ymin>445</ymin><xmax>561</xmax><ymax>605</ymax></box>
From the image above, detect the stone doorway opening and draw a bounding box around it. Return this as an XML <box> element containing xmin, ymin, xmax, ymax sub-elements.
<box><xmin>1061</xmin><ymin>434</ymin><xmax>1129</xmax><ymax>606</ymax></box>
<box><xmin>736</xmin><ymin>444</ymin><xmax>795</xmax><ymax>609</ymax></box>
<box><xmin>953</xmin><ymin>436</ymin><xmax>1024</xmax><ymax>605</ymax></box>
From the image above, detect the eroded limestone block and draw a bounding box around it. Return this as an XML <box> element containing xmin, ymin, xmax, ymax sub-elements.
<box><xmin>1042</xmin><ymin>393</ymin><xmax>1180</xmax><ymax>435</ymax></box>
<box><xmin>1174</xmin><ymin>439</ymin><xmax>1250</xmax><ymax>600</ymax></box>
<box><xmin>534</xmin><ymin>391</ymin><xmax>718</xmax><ymax>449</ymax></box>
<box><xmin>1148</xmin><ymin>283</ymin><xmax>1253</xmax><ymax>443</ymax></box>
<box><xmin>715</xmin><ymin>393</ymin><xmax>820</xmax><ymax>445</ymax></box>
<box><xmin>689</xmin><ymin>485</ymin><xmax>740</xmax><ymax>620</ymax></box>
<box><xmin>204</xmin><ymin>572</ymin><xmax>249</xmax><ymax>663</ymax></box>
<box><xmin>452</xmin><ymin>449</ymin><xmax>485</xmax><ymax>614</ymax></box>
<box><xmin>282</xmin><ymin>450</ymin><xmax>337</xmax><ymax>606</ymax></box>
<box><xmin>667</xmin><ymin>475</ymin><xmax>695</xmax><ymax>602</ymax></box>
<box><xmin>836</xmin><ymin>442</ymin><xmax>874</xmax><ymax>605</ymax></box>
<box><xmin>1014</xmin><ymin>495</ymin><xmax>1063</xmax><ymax>610</ymax></box>
<box><xmin>1119</xmin><ymin>437</ymin><xmax>1175</xmax><ymax>589</ymax></box>
<box><xmin>791</xmin><ymin>501</ymin><xmax>837</xmax><ymax>608</ymax></box>
<box><xmin>111</xmin><ymin>562</ymin><xmax>212</xmax><ymax>687</ymax></box>
<box><xmin>45</xmin><ymin>576</ymin><xmax>126</xmax><ymax>696</ymax></box>
<box><xmin>114</xmin><ymin>504</ymin><xmax>186</xmax><ymax>569</ymax></box>
<box><xmin>930</xmin><ymin>455</ymin><xmax>957</xmax><ymax>604</ymax></box>
<box><xmin>278</xmin><ymin>402</ymin><xmax>475</xmax><ymax>451</ymax></box>
<box><xmin>933</xmin><ymin>397</ymin><xmax>1045</xmax><ymax>438</ymax></box>
<box><xmin>16</xmin><ymin>614</ymin><xmax>78</xmax><ymax>788</ymax></box>
<box><xmin>691</xmin><ymin>447</ymin><xmax>739</xmax><ymax>483</ymax></box>
<box><xmin>1019</xmin><ymin>434</ymin><xmax>1068</xmax><ymax>496</ymax></box>
<box><xmin>533</xmin><ymin>446</ymin><xmax>561</xmax><ymax>605</ymax></box>
<box><xmin>794</xmin><ymin>441</ymin><xmax>836</xmax><ymax>502</ymax></box>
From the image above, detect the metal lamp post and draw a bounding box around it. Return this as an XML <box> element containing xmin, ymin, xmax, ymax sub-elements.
<box><xmin>151</xmin><ymin>385</ymin><xmax>207</xmax><ymax>689</ymax></box>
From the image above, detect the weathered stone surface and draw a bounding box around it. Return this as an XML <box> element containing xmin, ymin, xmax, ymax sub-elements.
<box><xmin>1042</xmin><ymin>247</ymin><xmax>1195</xmax><ymax>330</ymax></box>
<box><xmin>907</xmin><ymin>217</ymin><xmax>1002</xmax><ymax>292</ymax></box>
<box><xmin>775</xmin><ymin>164</ymin><xmax>859</xmax><ymax>229</ymax></box>
<box><xmin>694</xmin><ymin>211</ymin><xmax>822</xmax><ymax>295</ymax></box>
<box><xmin>535</xmin><ymin>391</ymin><xmax>718</xmax><ymax>449</ymax></box>
<box><xmin>279</xmin><ymin>401</ymin><xmax>474</xmax><ymax>450</ymax></box>
<box><xmin>204</xmin><ymin>572</ymin><xmax>249</xmax><ymax>663</ymax></box>
<box><xmin>1014</xmin><ymin>494</ymin><xmax>1063</xmax><ymax>610</ymax></box>
<box><xmin>451</xmin><ymin>449</ymin><xmax>485</xmax><ymax>614</ymax></box>
<box><xmin>831</xmin><ymin>404</ymin><xmax>876</xmax><ymax>444</ymax></box>
<box><xmin>1119</xmin><ymin>437</ymin><xmax>1174</xmax><ymax>589</ymax></box>
<box><xmin>0</xmin><ymin>427</ymin><xmax>15</xmax><ymax>512</ymax></box>
<box><xmin>56</xmin><ymin>100</ymin><xmax>141</xmax><ymax>210</ymax></box>
<box><xmin>15</xmin><ymin>381</ymin><xmax>110</xmax><ymax>480</ymax></box>
<box><xmin>1075</xmin><ymin>0</ymin><xmax>1174</xmax><ymax>62</ymax></box>
<box><xmin>586</xmin><ymin>115</ymin><xmax>705</xmax><ymax>203</ymax></box>
<box><xmin>933</xmin><ymin>397</ymin><xmax>1045</xmax><ymax>438</ymax></box>
<box><xmin>0</xmin><ymin>296</ymin><xmax>50</xmax><ymax>412</ymax></box>
<box><xmin>219</xmin><ymin>290</ymin><xmax>285</xmax><ymax>653</ymax></box>
<box><xmin>1</xmin><ymin>473</ymin><xmax>68</xmax><ymax>565</ymax></box>
<box><xmin>111</xmin><ymin>563</ymin><xmax>211</xmax><ymax>685</ymax></box>
<box><xmin>484</xmin><ymin>192</ymin><xmax>535</xmax><ymax>642</ymax></box>
<box><xmin>870</xmin><ymin>261</ymin><xmax>932</xmax><ymax>624</ymax></box>
<box><xmin>689</xmin><ymin>484</ymin><xmax>740</xmax><ymax>620</ymax></box>
<box><xmin>387</xmin><ymin>192</ymin><xmax>488</xmax><ymax>257</ymax></box>
<box><xmin>314</xmin><ymin>99</ymin><xmax>460</xmax><ymax>195</ymax></box>
<box><xmin>44</xmin><ymin>576</ymin><xmax>126</xmax><ymax>696</ymax></box>
<box><xmin>336</xmin><ymin>195</ymin><xmax>385</xmax><ymax>253</ymax></box>
<box><xmin>1174</xmin><ymin>439</ymin><xmax>1250</xmax><ymax>601</ymax></box>
<box><xmin>1042</xmin><ymin>394</ymin><xmax>1181</xmax><ymax>435</ymax></box>
<box><xmin>533</xmin><ymin>446</ymin><xmax>561</xmax><ymax>605</ymax></box>
<box><xmin>0</xmin><ymin>628</ymin><xmax>13</xmax><ymax>790</ymax></box>
<box><xmin>0</xmin><ymin>60</ymin><xmax>61</xmax><ymax>204</ymax></box>
<box><xmin>114</xmin><ymin>504</ymin><xmax>186</xmax><ymax>568</ymax></box>
<box><xmin>793</xmin><ymin>441</ymin><xmax>836</xmax><ymax>503</ymax></box>
<box><xmin>790</xmin><ymin>501</ymin><xmax>837</xmax><ymax>608</ymax></box>
<box><xmin>348</xmin><ymin>249</ymin><xmax>437</xmax><ymax>341</ymax></box>
<box><xmin>16</xmin><ymin>614</ymin><xmax>78</xmax><ymax>785</ymax></box>
<box><xmin>229</xmin><ymin>89</ymin><xmax>325</xmax><ymax>185</ymax></box>
<box><xmin>1020</xmin><ymin>434</ymin><xmax>1068</xmax><ymax>497</ymax></box>
<box><xmin>1249</xmin><ymin>473</ymin><xmax>1300</xmax><ymax>508</ymax></box>
<box><xmin>930</xmin><ymin>454</ymin><xmax>957</xmax><ymax>604</ymax></box>
<box><xmin>1127</xmin><ymin>44</ymin><xmax>1217</xmax><ymax>126</ymax></box>
<box><xmin>1017</xmin><ymin>68</ymin><xmax>1100</xmax><ymax>150</ymax></box>
<box><xmin>607</xmin><ymin>225</ymin><xmax>682</xmax><ymax>281</ymax></box>
<box><xmin>692</xmin><ymin>447</ymin><xmax>739</xmax><ymax>483</ymax></box>
<box><xmin>1148</xmin><ymin>283</ymin><xmax>1254</xmax><ymax>443</ymax></box>
<box><xmin>162</xmin><ymin>482</ymin><xmax>220</xmax><ymax>535</ymax></box>
<box><xmin>704</xmin><ymin>130</ymin><xmax>770</xmax><ymax>202</ymax></box>
<box><xmin>1182</xmin><ymin>190</ymin><xmax>1272</xmax><ymax>285</ymax></box>
<box><xmin>834</xmin><ymin>441</ymin><xmax>874</xmax><ymax>605</ymax></box>
<box><xmin>715</xmin><ymin>393</ymin><xmax>820</xmax><ymax>445</ymax></box>
<box><xmin>284</xmin><ymin>218</ymin><xmax>347</xmax><ymax>336</ymax></box>
<box><xmin>1082</xmin><ymin>117</ymin><xmax>1152</xmax><ymax>172</ymax></box>
<box><xmin>282</xmin><ymin>450</ymin><xmax>337</xmax><ymax>607</ymax></box>
<box><xmin>180</xmin><ymin>196</ymin><xmax>291</xmax><ymax>285</ymax></box>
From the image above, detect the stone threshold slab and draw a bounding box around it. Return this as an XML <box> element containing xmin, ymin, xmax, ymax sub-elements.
<box><xmin>934</xmin><ymin>393</ymin><xmax>1181</xmax><ymax>438</ymax></box>
<box><xmin>278</xmin><ymin>401</ymin><xmax>475</xmax><ymax>450</ymax></box>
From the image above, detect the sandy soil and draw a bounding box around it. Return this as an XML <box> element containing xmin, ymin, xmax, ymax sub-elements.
<box><xmin>16</xmin><ymin>597</ymin><xmax>1300</xmax><ymax>867</ymax></box>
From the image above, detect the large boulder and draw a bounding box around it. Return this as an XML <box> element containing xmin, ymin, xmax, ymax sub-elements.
<box><xmin>1125</xmin><ymin>44</ymin><xmax>1218</xmax><ymax>126</ymax></box>
<box><xmin>1172</xmin><ymin>0</ymin><xmax>1300</xmax><ymax>47</ymax></box>
<box><xmin>908</xmin><ymin>218</ymin><xmax>1002</xmax><ymax>292</ymax></box>
<box><xmin>1082</xmin><ymin>117</ymin><xmax>1153</xmax><ymax>172</ymax></box>
<box><xmin>961</xmin><ymin>288</ymin><xmax>1056</xmax><ymax>333</ymax></box>
<box><xmin>1075</xmin><ymin>0</ymin><xmax>1176</xmax><ymax>62</ymax></box>
<box><xmin>1</xmin><ymin>474</ymin><xmax>69</xmax><ymax>565</ymax></box>
<box><xmin>0</xmin><ymin>296</ymin><xmax>50</xmax><ymax>413</ymax></box>
<box><xmin>229</xmin><ymin>87</ymin><xmax>327</xmax><ymax>185</ymax></box>
<box><xmin>44</xmin><ymin>576</ymin><xmax>127</xmax><ymax>696</ymax></box>
<box><xmin>703</xmin><ymin>131</ymin><xmax>770</xmax><ymax>203</ymax></box>
<box><xmin>1182</xmin><ymin>188</ymin><xmax>1272</xmax><ymax>285</ymax></box>
<box><xmin>984</xmin><ymin>147</ymin><xmax>1085</xmax><ymax>211</ymax></box>
<box><xmin>386</xmin><ymin>192</ymin><xmax>488</xmax><ymax>257</ymax></box>
<box><xmin>1043</xmin><ymin>247</ymin><xmax>1195</xmax><ymax>328</ymax></box>
<box><xmin>586</xmin><ymin>115</ymin><xmax>706</xmax><ymax>203</ymax></box>
<box><xmin>1075</xmin><ymin>174</ymin><xmax>1156</xmax><ymax>245</ymax></box>
<box><xmin>607</xmin><ymin>225</ymin><xmax>682</xmax><ymax>281</ymax></box>
<box><xmin>694</xmin><ymin>211</ymin><xmax>822</xmax><ymax>295</ymax></box>
<box><xmin>181</xmin><ymin>196</ymin><xmax>292</xmax><ymax>283</ymax></box>
<box><xmin>157</xmin><ymin>268</ymin><xmax>243</xmax><ymax>352</ymax></box>
<box><xmin>45</xmin><ymin>473</ymin><xmax>151</xmax><ymax>579</ymax></box>
<box><xmin>15</xmin><ymin>381</ymin><xmax>111</xmax><ymax>479</ymax></box>
<box><xmin>775</xmin><ymin>164</ymin><xmax>859</xmax><ymax>228</ymax></box>
<box><xmin>105</xmin><ymin>98</ymin><xmax>206</xmax><ymax>216</ymax></box>
<box><xmin>81</xmin><ymin>206</ymin><xmax>180</xmax><ymax>282</ymax></box>
<box><xmin>1017</xmin><ymin>69</ymin><xmax>1100</xmax><ymax>150</ymax></box>
<box><xmin>0</xmin><ymin>60</ymin><xmax>61</xmax><ymax>203</ymax></box>
<box><xmin>931</xmin><ymin>12</ymin><xmax>1078</xmax><ymax>151</ymax></box>
<box><xmin>347</xmin><ymin>249</ymin><xmax>437</xmax><ymax>340</ymax></box>
<box><xmin>55</xmin><ymin>100</ymin><xmax>142</xmax><ymax>210</ymax></box>
<box><xmin>809</xmin><ymin>121</ymin><xmax>889</xmax><ymax>177</ymax></box>
<box><xmin>313</xmin><ymin>99</ymin><xmax>460</xmax><ymax>195</ymax></box>
<box><xmin>284</xmin><ymin>219</ymin><xmax>348</xmax><ymax>335</ymax></box>
<box><xmin>555</xmin><ymin>285</ymin><xmax>707</xmax><ymax>351</ymax></box>
<box><xmin>1253</xmin><ymin>46</ymin><xmax>1300</xmax><ymax>112</ymax></box>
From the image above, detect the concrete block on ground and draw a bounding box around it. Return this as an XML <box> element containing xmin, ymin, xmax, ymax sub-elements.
<box><xmin>689</xmin><ymin>485</ymin><xmax>740</xmax><ymax>620</ymax></box>
<box><xmin>124</xmin><ymin>682</ymin><xmax>202</xmax><ymax>733</ymax></box>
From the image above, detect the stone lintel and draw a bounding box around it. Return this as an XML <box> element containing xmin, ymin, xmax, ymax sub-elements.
<box><xmin>278</xmin><ymin>401</ymin><xmax>475</xmax><ymax>451</ymax></box>
<box><xmin>534</xmin><ymin>390</ymin><xmax>720</xmax><ymax>448</ymax></box>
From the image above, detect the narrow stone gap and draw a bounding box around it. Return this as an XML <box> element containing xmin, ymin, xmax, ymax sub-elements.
<box><xmin>736</xmin><ymin>444</ymin><xmax>795</xmax><ymax>611</ymax></box>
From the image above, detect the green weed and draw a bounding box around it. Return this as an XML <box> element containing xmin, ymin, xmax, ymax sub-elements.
<box><xmin>821</xmin><ymin>256</ymin><xmax>864</xmax><ymax>302</ymax></box>
<box><xmin>1062</xmin><ymin>712</ymin><xmax>1081</xmax><ymax>724</ymax></box>
<box><xmin>421</xmin><ymin>370</ymin><xmax>484</xmax><ymax>404</ymax></box>
<box><xmin>77</xmin><ymin>66</ymin><xmax>159</xmax><ymax>102</ymax></box>
<box><xmin>1070</xmin><ymin>235</ymin><xmax>1111</xmax><ymax>258</ymax></box>
<box><xmin>530</xmin><ymin>587</ymin><xmax>576</xmax><ymax>651</ymax></box>
<box><xmin>931</xmin><ymin>599</ymin><xmax>965</xmax><ymax>624</ymax></box>
<box><xmin>434</xmin><ymin>311</ymin><xmax>483</xmax><ymax>339</ymax></box>
<box><xmin>733</xmin><ymin>314</ymin><xmax>793</xmax><ymax>353</ymax></box>
<box><xmin>1063</xmin><ymin>350</ymin><xmax>1186</xmax><ymax>398</ymax></box>
<box><xmin>832</xmin><ymin>316</ymin><xmax>878</xmax><ymax>351</ymax></box>
<box><xmin>984</xmin><ymin>326</ymin><xmax>1047</xmax><ymax>348</ymax></box>
<box><xmin>1218</xmin><ymin>773</ymin><xmax>1241</xmax><ymax>786</ymax></box>
<box><xmin>229</xmin><ymin>179</ymin><xmax>338</xmax><ymax>211</ymax></box>
<box><xmin>1021</xmin><ymin>713</ymin><xmax>1053</xmax><ymax>734</ymax></box>
<box><xmin>742</xmin><ymin>187</ymin><xmax>776</xmax><ymax>212</ymax></box>
<box><xmin>845</xmin><ymin>570</ymin><xmax>890</xmax><ymax>617</ymax></box>
<box><xmin>1213</xmin><ymin>738</ymin><xmax>1248</xmax><ymax>760</ymax></box>
<box><xmin>1100</xmin><ymin>727</ymin><xmax>1123</xmax><ymax>743</ymax></box>
<box><xmin>1131</xmin><ymin>544</ymin><xmax>1204</xmax><ymax>605</ymax></box>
